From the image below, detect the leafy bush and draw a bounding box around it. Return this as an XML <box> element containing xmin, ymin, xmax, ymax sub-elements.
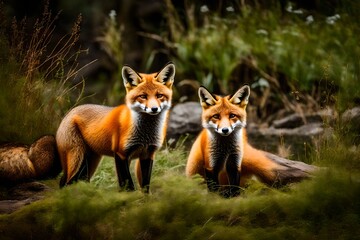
<box><xmin>165</xmin><ymin>2</ymin><xmax>359</xmax><ymax>113</ymax></box>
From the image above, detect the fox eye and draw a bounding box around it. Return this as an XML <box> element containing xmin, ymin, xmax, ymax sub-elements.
<box><xmin>229</xmin><ymin>113</ymin><xmax>237</xmax><ymax>119</ymax></box>
<box><xmin>156</xmin><ymin>94</ymin><xmax>164</xmax><ymax>99</ymax></box>
<box><xmin>139</xmin><ymin>94</ymin><xmax>147</xmax><ymax>99</ymax></box>
<box><xmin>212</xmin><ymin>114</ymin><xmax>220</xmax><ymax>120</ymax></box>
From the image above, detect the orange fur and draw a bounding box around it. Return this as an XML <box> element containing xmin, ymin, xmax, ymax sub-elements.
<box><xmin>0</xmin><ymin>135</ymin><xmax>60</xmax><ymax>183</ymax></box>
<box><xmin>186</xmin><ymin>86</ymin><xmax>291</xmax><ymax>196</ymax></box>
<box><xmin>56</xmin><ymin>63</ymin><xmax>175</xmax><ymax>192</ymax></box>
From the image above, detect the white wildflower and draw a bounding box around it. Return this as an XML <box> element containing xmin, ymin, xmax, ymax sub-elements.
<box><xmin>306</xmin><ymin>15</ymin><xmax>314</xmax><ymax>24</ymax></box>
<box><xmin>326</xmin><ymin>14</ymin><xmax>340</xmax><ymax>24</ymax></box>
<box><xmin>200</xmin><ymin>5</ymin><xmax>209</xmax><ymax>13</ymax></box>
<box><xmin>226</xmin><ymin>6</ymin><xmax>234</xmax><ymax>12</ymax></box>
<box><xmin>256</xmin><ymin>29</ymin><xmax>268</xmax><ymax>35</ymax></box>
<box><xmin>109</xmin><ymin>10</ymin><xmax>116</xmax><ymax>20</ymax></box>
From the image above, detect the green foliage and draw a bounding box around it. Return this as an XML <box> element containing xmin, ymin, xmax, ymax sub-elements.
<box><xmin>173</xmin><ymin>16</ymin><xmax>251</xmax><ymax>93</ymax></box>
<box><xmin>1</xmin><ymin>140</ymin><xmax>360</xmax><ymax>239</ymax></box>
<box><xmin>167</xmin><ymin>2</ymin><xmax>360</xmax><ymax>111</ymax></box>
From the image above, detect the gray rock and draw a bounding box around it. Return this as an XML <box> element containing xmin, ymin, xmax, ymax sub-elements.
<box><xmin>272</xmin><ymin>108</ymin><xmax>336</xmax><ymax>129</ymax></box>
<box><xmin>247</xmin><ymin>123</ymin><xmax>324</xmax><ymax>159</ymax></box>
<box><xmin>341</xmin><ymin>107</ymin><xmax>360</xmax><ymax>132</ymax></box>
<box><xmin>167</xmin><ymin>102</ymin><xmax>202</xmax><ymax>139</ymax></box>
<box><xmin>166</xmin><ymin>102</ymin><xmax>339</xmax><ymax>159</ymax></box>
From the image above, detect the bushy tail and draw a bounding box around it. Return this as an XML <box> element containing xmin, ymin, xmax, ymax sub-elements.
<box><xmin>0</xmin><ymin>145</ymin><xmax>35</xmax><ymax>183</ymax></box>
<box><xmin>0</xmin><ymin>135</ymin><xmax>60</xmax><ymax>184</ymax></box>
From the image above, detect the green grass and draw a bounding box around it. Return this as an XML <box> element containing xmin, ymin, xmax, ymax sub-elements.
<box><xmin>0</xmin><ymin>142</ymin><xmax>360</xmax><ymax>240</ymax></box>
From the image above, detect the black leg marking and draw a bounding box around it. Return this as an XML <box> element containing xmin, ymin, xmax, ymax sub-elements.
<box><xmin>115</xmin><ymin>153</ymin><xmax>135</xmax><ymax>191</ymax></box>
<box><xmin>205</xmin><ymin>167</ymin><xmax>220</xmax><ymax>193</ymax></box>
<box><xmin>59</xmin><ymin>174</ymin><xmax>67</xmax><ymax>188</ymax></box>
<box><xmin>139</xmin><ymin>145</ymin><xmax>156</xmax><ymax>193</ymax></box>
<box><xmin>139</xmin><ymin>158</ymin><xmax>153</xmax><ymax>193</ymax></box>
<box><xmin>224</xmin><ymin>154</ymin><xmax>241</xmax><ymax>198</ymax></box>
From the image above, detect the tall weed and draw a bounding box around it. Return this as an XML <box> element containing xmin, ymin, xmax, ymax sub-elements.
<box><xmin>0</xmin><ymin>2</ymin><xmax>85</xmax><ymax>144</ymax></box>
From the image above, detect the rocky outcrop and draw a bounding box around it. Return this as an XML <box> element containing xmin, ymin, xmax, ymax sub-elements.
<box><xmin>247</xmin><ymin>108</ymin><xmax>337</xmax><ymax>158</ymax></box>
<box><xmin>341</xmin><ymin>107</ymin><xmax>360</xmax><ymax>132</ymax></box>
<box><xmin>167</xmin><ymin>102</ymin><xmax>339</xmax><ymax>158</ymax></box>
<box><xmin>271</xmin><ymin>109</ymin><xmax>336</xmax><ymax>129</ymax></box>
<box><xmin>167</xmin><ymin>102</ymin><xmax>203</xmax><ymax>140</ymax></box>
<box><xmin>340</xmin><ymin>107</ymin><xmax>360</xmax><ymax>144</ymax></box>
<box><xmin>247</xmin><ymin>123</ymin><xmax>324</xmax><ymax>158</ymax></box>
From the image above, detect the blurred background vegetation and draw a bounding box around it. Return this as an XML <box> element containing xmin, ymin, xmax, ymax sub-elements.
<box><xmin>0</xmin><ymin>0</ymin><xmax>359</xmax><ymax>144</ymax></box>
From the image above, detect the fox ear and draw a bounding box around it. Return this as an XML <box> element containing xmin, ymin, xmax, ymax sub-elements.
<box><xmin>229</xmin><ymin>85</ymin><xmax>250</xmax><ymax>108</ymax></box>
<box><xmin>156</xmin><ymin>62</ymin><xmax>175</xmax><ymax>87</ymax></box>
<box><xmin>198</xmin><ymin>86</ymin><xmax>216</xmax><ymax>108</ymax></box>
<box><xmin>122</xmin><ymin>65</ymin><xmax>142</xmax><ymax>88</ymax></box>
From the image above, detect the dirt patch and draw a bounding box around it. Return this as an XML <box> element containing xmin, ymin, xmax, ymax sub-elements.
<box><xmin>0</xmin><ymin>182</ymin><xmax>52</xmax><ymax>214</ymax></box>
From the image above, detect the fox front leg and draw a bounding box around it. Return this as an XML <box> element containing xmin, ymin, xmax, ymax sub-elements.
<box><xmin>138</xmin><ymin>145</ymin><xmax>156</xmax><ymax>193</ymax></box>
<box><xmin>204</xmin><ymin>164</ymin><xmax>222</xmax><ymax>193</ymax></box>
<box><xmin>224</xmin><ymin>154</ymin><xmax>241</xmax><ymax>198</ymax></box>
<box><xmin>115</xmin><ymin>153</ymin><xmax>135</xmax><ymax>191</ymax></box>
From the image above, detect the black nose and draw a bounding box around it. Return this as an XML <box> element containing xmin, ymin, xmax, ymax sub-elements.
<box><xmin>151</xmin><ymin>107</ymin><xmax>158</xmax><ymax>112</ymax></box>
<box><xmin>222</xmin><ymin>128</ymin><xmax>229</xmax><ymax>134</ymax></box>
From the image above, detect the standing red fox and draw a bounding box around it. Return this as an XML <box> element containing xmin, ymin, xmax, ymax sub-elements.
<box><xmin>56</xmin><ymin>62</ymin><xmax>175</xmax><ymax>192</ymax></box>
<box><xmin>186</xmin><ymin>86</ymin><xmax>314</xmax><ymax>197</ymax></box>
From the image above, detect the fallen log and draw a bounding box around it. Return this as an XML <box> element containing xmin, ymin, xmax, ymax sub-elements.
<box><xmin>262</xmin><ymin>150</ymin><xmax>319</xmax><ymax>187</ymax></box>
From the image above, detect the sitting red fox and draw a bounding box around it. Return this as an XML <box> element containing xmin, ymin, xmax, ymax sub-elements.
<box><xmin>186</xmin><ymin>85</ymin><xmax>315</xmax><ymax>197</ymax></box>
<box><xmin>56</xmin><ymin>62</ymin><xmax>175</xmax><ymax>192</ymax></box>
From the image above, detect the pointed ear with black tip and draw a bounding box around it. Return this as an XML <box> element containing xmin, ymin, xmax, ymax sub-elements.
<box><xmin>122</xmin><ymin>65</ymin><xmax>142</xmax><ymax>89</ymax></box>
<box><xmin>229</xmin><ymin>85</ymin><xmax>250</xmax><ymax>108</ymax></box>
<box><xmin>155</xmin><ymin>62</ymin><xmax>175</xmax><ymax>87</ymax></box>
<box><xmin>198</xmin><ymin>86</ymin><xmax>217</xmax><ymax>108</ymax></box>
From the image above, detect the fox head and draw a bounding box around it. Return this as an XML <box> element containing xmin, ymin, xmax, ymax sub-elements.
<box><xmin>122</xmin><ymin>62</ymin><xmax>175</xmax><ymax>115</ymax></box>
<box><xmin>198</xmin><ymin>85</ymin><xmax>250</xmax><ymax>136</ymax></box>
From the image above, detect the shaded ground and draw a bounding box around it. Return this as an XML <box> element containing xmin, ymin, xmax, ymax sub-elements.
<box><xmin>0</xmin><ymin>181</ymin><xmax>56</xmax><ymax>214</ymax></box>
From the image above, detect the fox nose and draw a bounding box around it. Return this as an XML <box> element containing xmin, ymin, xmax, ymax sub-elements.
<box><xmin>151</xmin><ymin>107</ymin><xmax>159</xmax><ymax>113</ymax></box>
<box><xmin>222</xmin><ymin>128</ymin><xmax>229</xmax><ymax>134</ymax></box>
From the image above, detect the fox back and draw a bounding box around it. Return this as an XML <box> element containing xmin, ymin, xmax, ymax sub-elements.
<box><xmin>56</xmin><ymin>62</ymin><xmax>175</xmax><ymax>192</ymax></box>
